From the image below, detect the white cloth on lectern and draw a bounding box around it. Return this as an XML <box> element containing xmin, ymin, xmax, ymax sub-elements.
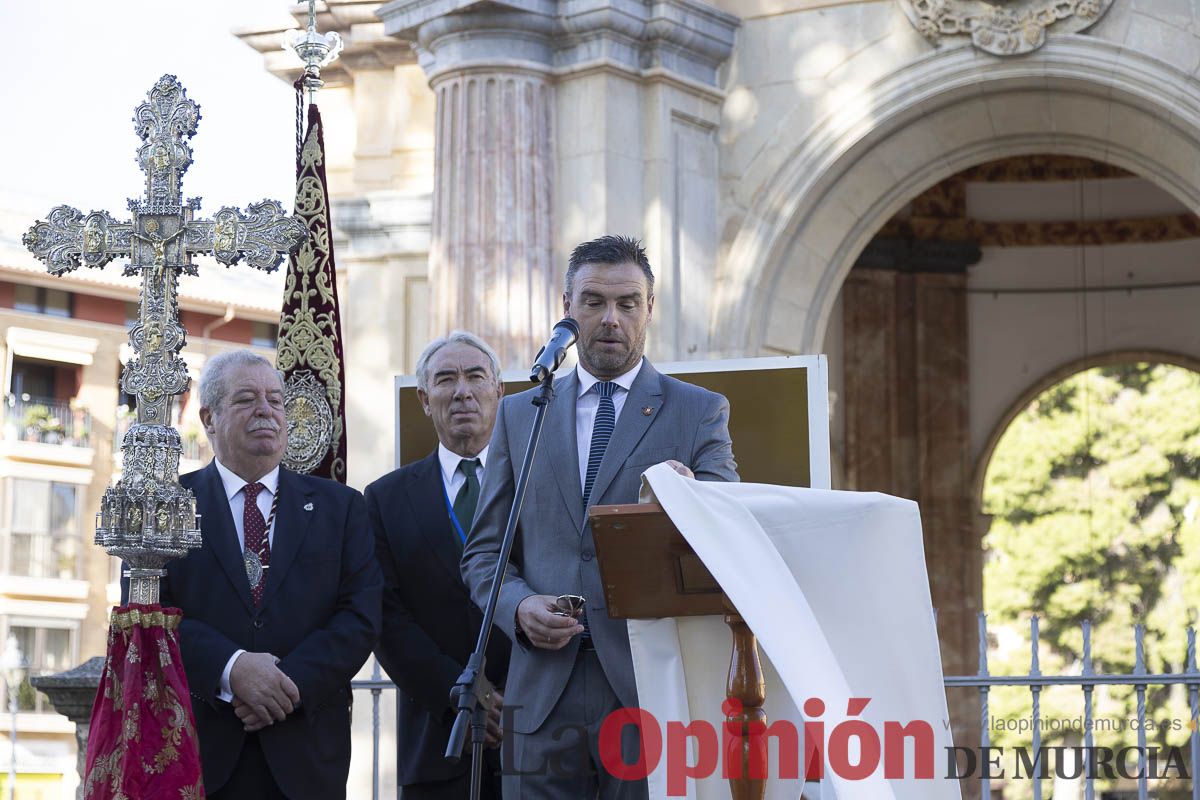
<box><xmin>628</xmin><ymin>464</ymin><xmax>961</xmax><ymax>800</ymax></box>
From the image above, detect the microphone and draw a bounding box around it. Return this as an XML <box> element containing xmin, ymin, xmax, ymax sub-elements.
<box><xmin>529</xmin><ymin>318</ymin><xmax>580</xmax><ymax>382</ymax></box>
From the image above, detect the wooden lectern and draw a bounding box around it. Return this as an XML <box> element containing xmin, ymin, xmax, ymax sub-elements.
<box><xmin>590</xmin><ymin>503</ymin><xmax>767</xmax><ymax>800</ymax></box>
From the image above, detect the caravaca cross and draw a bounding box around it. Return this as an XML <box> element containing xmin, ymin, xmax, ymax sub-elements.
<box><xmin>22</xmin><ymin>75</ymin><xmax>306</xmax><ymax>604</ymax></box>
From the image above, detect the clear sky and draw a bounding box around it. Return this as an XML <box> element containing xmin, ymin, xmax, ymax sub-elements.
<box><xmin>0</xmin><ymin>1</ymin><xmax>303</xmax><ymax>218</ymax></box>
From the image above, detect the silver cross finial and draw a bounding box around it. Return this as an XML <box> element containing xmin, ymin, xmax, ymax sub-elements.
<box><xmin>285</xmin><ymin>1</ymin><xmax>344</xmax><ymax>101</ymax></box>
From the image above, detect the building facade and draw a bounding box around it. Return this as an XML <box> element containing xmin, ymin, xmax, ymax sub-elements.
<box><xmin>236</xmin><ymin>4</ymin><xmax>1200</xmax><ymax>789</ymax></box>
<box><xmin>10</xmin><ymin>1</ymin><xmax>1200</xmax><ymax>797</ymax></box>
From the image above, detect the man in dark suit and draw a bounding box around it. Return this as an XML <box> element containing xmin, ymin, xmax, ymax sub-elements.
<box><xmin>462</xmin><ymin>235</ymin><xmax>738</xmax><ymax>798</ymax></box>
<box><xmin>367</xmin><ymin>331</ymin><xmax>511</xmax><ymax>799</ymax></box>
<box><xmin>153</xmin><ymin>349</ymin><xmax>381</xmax><ymax>800</ymax></box>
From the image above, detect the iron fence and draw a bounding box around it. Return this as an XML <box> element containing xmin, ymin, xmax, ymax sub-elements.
<box><xmin>350</xmin><ymin>614</ymin><xmax>1200</xmax><ymax>800</ymax></box>
<box><xmin>945</xmin><ymin>614</ymin><xmax>1200</xmax><ymax>800</ymax></box>
<box><xmin>353</xmin><ymin>659</ymin><xmax>390</xmax><ymax>800</ymax></box>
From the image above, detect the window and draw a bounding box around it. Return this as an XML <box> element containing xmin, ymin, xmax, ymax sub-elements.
<box><xmin>9</xmin><ymin>479</ymin><xmax>80</xmax><ymax>580</ymax></box>
<box><xmin>13</xmin><ymin>285</ymin><xmax>72</xmax><ymax>318</ymax></box>
<box><xmin>6</xmin><ymin>624</ymin><xmax>75</xmax><ymax>713</ymax></box>
<box><xmin>251</xmin><ymin>321</ymin><xmax>278</xmax><ymax>349</ymax></box>
<box><xmin>124</xmin><ymin>301</ymin><xmax>140</xmax><ymax>327</ymax></box>
<box><xmin>9</xmin><ymin>357</ymin><xmax>57</xmax><ymax>401</ymax></box>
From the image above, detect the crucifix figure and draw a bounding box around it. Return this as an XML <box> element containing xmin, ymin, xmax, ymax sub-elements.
<box><xmin>23</xmin><ymin>74</ymin><xmax>307</xmax><ymax>604</ymax></box>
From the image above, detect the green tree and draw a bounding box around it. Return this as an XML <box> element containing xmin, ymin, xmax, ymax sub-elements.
<box><xmin>983</xmin><ymin>363</ymin><xmax>1200</xmax><ymax>796</ymax></box>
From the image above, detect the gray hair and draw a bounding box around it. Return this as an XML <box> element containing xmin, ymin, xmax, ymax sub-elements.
<box><xmin>199</xmin><ymin>349</ymin><xmax>283</xmax><ymax>411</ymax></box>
<box><xmin>415</xmin><ymin>331</ymin><xmax>502</xmax><ymax>392</ymax></box>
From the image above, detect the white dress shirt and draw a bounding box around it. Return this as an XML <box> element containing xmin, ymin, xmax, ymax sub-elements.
<box><xmin>212</xmin><ymin>458</ymin><xmax>280</xmax><ymax>701</ymax></box>
<box><xmin>438</xmin><ymin>443</ymin><xmax>489</xmax><ymax>507</ymax></box>
<box><xmin>575</xmin><ymin>359</ymin><xmax>643</xmax><ymax>491</ymax></box>
<box><xmin>213</xmin><ymin>458</ymin><xmax>280</xmax><ymax>549</ymax></box>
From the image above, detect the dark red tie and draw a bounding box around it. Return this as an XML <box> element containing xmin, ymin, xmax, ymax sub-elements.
<box><xmin>243</xmin><ymin>482</ymin><xmax>270</xmax><ymax>606</ymax></box>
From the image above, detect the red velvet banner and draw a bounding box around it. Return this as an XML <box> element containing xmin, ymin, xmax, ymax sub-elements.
<box><xmin>82</xmin><ymin>605</ymin><xmax>204</xmax><ymax>800</ymax></box>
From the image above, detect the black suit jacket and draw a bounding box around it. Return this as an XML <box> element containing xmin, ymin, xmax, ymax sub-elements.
<box><xmin>152</xmin><ymin>462</ymin><xmax>382</xmax><ymax>800</ymax></box>
<box><xmin>365</xmin><ymin>450</ymin><xmax>510</xmax><ymax>786</ymax></box>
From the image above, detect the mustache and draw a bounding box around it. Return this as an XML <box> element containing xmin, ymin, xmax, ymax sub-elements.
<box><xmin>248</xmin><ymin>418</ymin><xmax>281</xmax><ymax>432</ymax></box>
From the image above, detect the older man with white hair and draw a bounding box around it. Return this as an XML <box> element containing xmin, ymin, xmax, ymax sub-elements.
<box><xmin>149</xmin><ymin>348</ymin><xmax>382</xmax><ymax>800</ymax></box>
<box><xmin>367</xmin><ymin>331</ymin><xmax>511</xmax><ymax>799</ymax></box>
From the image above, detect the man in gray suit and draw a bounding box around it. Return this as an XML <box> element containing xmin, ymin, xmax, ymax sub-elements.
<box><xmin>461</xmin><ymin>235</ymin><xmax>738</xmax><ymax>798</ymax></box>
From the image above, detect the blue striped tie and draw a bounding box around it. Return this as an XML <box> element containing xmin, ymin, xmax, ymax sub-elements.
<box><xmin>583</xmin><ymin>381</ymin><xmax>617</xmax><ymax>509</ymax></box>
<box><xmin>580</xmin><ymin>380</ymin><xmax>616</xmax><ymax>646</ymax></box>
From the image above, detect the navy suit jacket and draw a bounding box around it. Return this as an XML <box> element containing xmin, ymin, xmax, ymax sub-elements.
<box><xmin>154</xmin><ymin>462</ymin><xmax>382</xmax><ymax>800</ymax></box>
<box><xmin>366</xmin><ymin>450</ymin><xmax>510</xmax><ymax>785</ymax></box>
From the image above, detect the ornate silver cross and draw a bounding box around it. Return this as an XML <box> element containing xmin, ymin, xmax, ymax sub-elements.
<box><xmin>23</xmin><ymin>75</ymin><xmax>307</xmax><ymax>604</ymax></box>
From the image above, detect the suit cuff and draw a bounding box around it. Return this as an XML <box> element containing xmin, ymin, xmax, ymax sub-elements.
<box><xmin>512</xmin><ymin>593</ymin><xmax>536</xmax><ymax>650</ymax></box>
<box><xmin>218</xmin><ymin>649</ymin><xmax>245</xmax><ymax>702</ymax></box>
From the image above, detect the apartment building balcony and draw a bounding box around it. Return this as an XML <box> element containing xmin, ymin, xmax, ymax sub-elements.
<box><xmin>0</xmin><ymin>396</ymin><xmax>93</xmax><ymax>467</ymax></box>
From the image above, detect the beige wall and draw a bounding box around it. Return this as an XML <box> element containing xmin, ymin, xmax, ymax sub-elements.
<box><xmin>709</xmin><ymin>0</ymin><xmax>880</xmax><ymax>17</ymax></box>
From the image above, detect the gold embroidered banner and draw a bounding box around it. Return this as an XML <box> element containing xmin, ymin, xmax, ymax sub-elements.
<box><xmin>277</xmin><ymin>103</ymin><xmax>348</xmax><ymax>482</ymax></box>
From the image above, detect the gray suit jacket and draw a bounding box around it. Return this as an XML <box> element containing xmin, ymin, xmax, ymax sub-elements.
<box><xmin>461</xmin><ymin>359</ymin><xmax>738</xmax><ymax>734</ymax></box>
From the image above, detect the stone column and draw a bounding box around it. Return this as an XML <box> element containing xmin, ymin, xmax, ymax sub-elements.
<box><xmin>429</xmin><ymin>67</ymin><xmax>556</xmax><ymax>369</ymax></box>
<box><xmin>842</xmin><ymin>237</ymin><xmax>981</xmax><ymax>787</ymax></box>
<box><xmin>552</xmin><ymin>2</ymin><xmax>738</xmax><ymax>362</ymax></box>
<box><xmin>30</xmin><ymin>657</ymin><xmax>104</xmax><ymax>799</ymax></box>
<box><xmin>379</xmin><ymin>0</ymin><xmax>738</xmax><ymax>367</ymax></box>
<box><xmin>380</xmin><ymin>5</ymin><xmax>558</xmax><ymax>369</ymax></box>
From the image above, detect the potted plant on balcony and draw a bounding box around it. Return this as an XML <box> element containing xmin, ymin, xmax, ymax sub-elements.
<box><xmin>22</xmin><ymin>404</ymin><xmax>64</xmax><ymax>444</ymax></box>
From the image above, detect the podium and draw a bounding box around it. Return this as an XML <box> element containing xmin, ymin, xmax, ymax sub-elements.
<box><xmin>590</xmin><ymin>502</ymin><xmax>768</xmax><ymax>800</ymax></box>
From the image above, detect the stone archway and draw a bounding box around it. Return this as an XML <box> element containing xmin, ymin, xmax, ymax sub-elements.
<box><xmin>712</xmin><ymin>36</ymin><xmax>1200</xmax><ymax>357</ymax></box>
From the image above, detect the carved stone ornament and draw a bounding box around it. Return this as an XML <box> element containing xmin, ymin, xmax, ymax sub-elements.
<box><xmin>900</xmin><ymin>0</ymin><xmax>1113</xmax><ymax>56</ymax></box>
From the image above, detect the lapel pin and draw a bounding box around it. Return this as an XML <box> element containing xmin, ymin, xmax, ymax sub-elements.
<box><xmin>642</xmin><ymin>406</ymin><xmax>654</xmax><ymax>416</ymax></box>
<box><xmin>303</xmin><ymin>502</ymin><xmax>314</xmax><ymax>512</ymax></box>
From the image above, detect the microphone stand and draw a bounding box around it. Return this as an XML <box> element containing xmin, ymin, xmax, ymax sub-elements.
<box><xmin>445</xmin><ymin>371</ymin><xmax>558</xmax><ymax>799</ymax></box>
